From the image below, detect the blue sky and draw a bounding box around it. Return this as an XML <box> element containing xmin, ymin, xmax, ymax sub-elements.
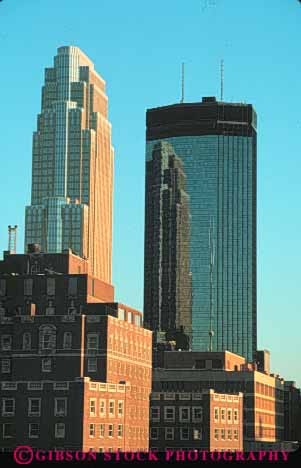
<box><xmin>0</xmin><ymin>0</ymin><xmax>300</xmax><ymax>386</ymax></box>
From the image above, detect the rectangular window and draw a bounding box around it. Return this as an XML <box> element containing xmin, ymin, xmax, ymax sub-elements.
<box><xmin>29</xmin><ymin>423</ymin><xmax>39</xmax><ymax>438</ymax></box>
<box><xmin>234</xmin><ymin>429</ymin><xmax>239</xmax><ymax>440</ymax></box>
<box><xmin>193</xmin><ymin>428</ymin><xmax>202</xmax><ymax>440</ymax></box>
<box><xmin>221</xmin><ymin>428</ymin><xmax>225</xmax><ymax>440</ymax></box>
<box><xmin>227</xmin><ymin>409</ymin><xmax>232</xmax><ymax>423</ymax></box>
<box><xmin>234</xmin><ymin>409</ymin><xmax>239</xmax><ymax>423</ymax></box>
<box><xmin>180</xmin><ymin>427</ymin><xmax>189</xmax><ymax>440</ymax></box>
<box><xmin>99</xmin><ymin>424</ymin><xmax>105</xmax><ymax>437</ymax></box>
<box><xmin>109</xmin><ymin>400</ymin><xmax>115</xmax><ymax>416</ymax></box>
<box><xmin>221</xmin><ymin>408</ymin><xmax>226</xmax><ymax>422</ymax></box>
<box><xmin>165</xmin><ymin>427</ymin><xmax>174</xmax><ymax>440</ymax></box>
<box><xmin>164</xmin><ymin>406</ymin><xmax>175</xmax><ymax>422</ymax></box>
<box><xmin>63</xmin><ymin>332</ymin><xmax>72</xmax><ymax>350</ymax></box>
<box><xmin>214</xmin><ymin>407</ymin><xmax>219</xmax><ymax>422</ymax></box>
<box><xmin>24</xmin><ymin>279</ymin><xmax>33</xmax><ymax>296</ymax></box>
<box><xmin>3</xmin><ymin>422</ymin><xmax>14</xmax><ymax>438</ymax></box>
<box><xmin>150</xmin><ymin>427</ymin><xmax>159</xmax><ymax>440</ymax></box>
<box><xmin>1</xmin><ymin>335</ymin><xmax>12</xmax><ymax>351</ymax></box>
<box><xmin>87</xmin><ymin>334</ymin><xmax>98</xmax><ymax>350</ymax></box>
<box><xmin>28</xmin><ymin>398</ymin><xmax>41</xmax><ymax>417</ymax></box>
<box><xmin>214</xmin><ymin>429</ymin><xmax>219</xmax><ymax>440</ymax></box>
<box><xmin>54</xmin><ymin>398</ymin><xmax>67</xmax><ymax>417</ymax></box>
<box><xmin>90</xmin><ymin>398</ymin><xmax>97</xmax><ymax>417</ymax></box>
<box><xmin>68</xmin><ymin>278</ymin><xmax>77</xmax><ymax>296</ymax></box>
<box><xmin>179</xmin><ymin>407</ymin><xmax>190</xmax><ymax>422</ymax></box>
<box><xmin>227</xmin><ymin>429</ymin><xmax>232</xmax><ymax>440</ymax></box>
<box><xmin>88</xmin><ymin>358</ymin><xmax>97</xmax><ymax>372</ymax></box>
<box><xmin>89</xmin><ymin>423</ymin><xmax>95</xmax><ymax>437</ymax></box>
<box><xmin>46</xmin><ymin>278</ymin><xmax>55</xmax><ymax>296</ymax></box>
<box><xmin>55</xmin><ymin>423</ymin><xmax>65</xmax><ymax>439</ymax></box>
<box><xmin>118</xmin><ymin>400</ymin><xmax>124</xmax><ymax>417</ymax></box>
<box><xmin>2</xmin><ymin>398</ymin><xmax>15</xmax><ymax>416</ymax></box>
<box><xmin>151</xmin><ymin>406</ymin><xmax>160</xmax><ymax>422</ymax></box>
<box><xmin>0</xmin><ymin>279</ymin><xmax>6</xmax><ymax>296</ymax></box>
<box><xmin>108</xmin><ymin>424</ymin><xmax>113</xmax><ymax>437</ymax></box>
<box><xmin>1</xmin><ymin>359</ymin><xmax>11</xmax><ymax>373</ymax></box>
<box><xmin>41</xmin><ymin>358</ymin><xmax>52</xmax><ymax>372</ymax></box>
<box><xmin>117</xmin><ymin>424</ymin><xmax>123</xmax><ymax>438</ymax></box>
<box><xmin>192</xmin><ymin>406</ymin><xmax>202</xmax><ymax>422</ymax></box>
<box><xmin>99</xmin><ymin>399</ymin><xmax>106</xmax><ymax>416</ymax></box>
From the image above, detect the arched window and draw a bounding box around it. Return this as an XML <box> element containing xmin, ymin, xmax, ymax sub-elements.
<box><xmin>22</xmin><ymin>333</ymin><xmax>31</xmax><ymax>351</ymax></box>
<box><xmin>63</xmin><ymin>332</ymin><xmax>72</xmax><ymax>350</ymax></box>
<box><xmin>39</xmin><ymin>325</ymin><xmax>56</xmax><ymax>351</ymax></box>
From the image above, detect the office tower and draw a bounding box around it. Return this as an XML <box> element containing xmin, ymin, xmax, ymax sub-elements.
<box><xmin>25</xmin><ymin>46</ymin><xmax>114</xmax><ymax>284</ymax></box>
<box><xmin>145</xmin><ymin>97</ymin><xmax>257</xmax><ymax>362</ymax></box>
<box><xmin>144</xmin><ymin>141</ymin><xmax>192</xmax><ymax>345</ymax></box>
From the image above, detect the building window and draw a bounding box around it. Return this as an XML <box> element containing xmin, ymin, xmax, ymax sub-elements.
<box><xmin>46</xmin><ymin>278</ymin><xmax>55</xmax><ymax>296</ymax></box>
<box><xmin>28</xmin><ymin>398</ymin><xmax>41</xmax><ymax>417</ymax></box>
<box><xmin>151</xmin><ymin>406</ymin><xmax>160</xmax><ymax>422</ymax></box>
<box><xmin>29</xmin><ymin>423</ymin><xmax>39</xmax><ymax>438</ymax></box>
<box><xmin>22</xmin><ymin>333</ymin><xmax>31</xmax><ymax>351</ymax></box>
<box><xmin>41</xmin><ymin>358</ymin><xmax>52</xmax><ymax>372</ymax></box>
<box><xmin>2</xmin><ymin>399</ymin><xmax>15</xmax><ymax>416</ymax></box>
<box><xmin>87</xmin><ymin>333</ymin><xmax>99</xmax><ymax>351</ymax></box>
<box><xmin>24</xmin><ymin>279</ymin><xmax>33</xmax><ymax>296</ymax></box>
<box><xmin>108</xmin><ymin>424</ymin><xmax>113</xmax><ymax>437</ymax></box>
<box><xmin>46</xmin><ymin>300</ymin><xmax>55</xmax><ymax>316</ymax></box>
<box><xmin>99</xmin><ymin>424</ymin><xmax>105</xmax><ymax>438</ymax></box>
<box><xmin>214</xmin><ymin>429</ymin><xmax>219</xmax><ymax>440</ymax></box>
<box><xmin>192</xmin><ymin>406</ymin><xmax>202</xmax><ymax>422</ymax></box>
<box><xmin>68</xmin><ymin>278</ymin><xmax>78</xmax><ymax>296</ymax></box>
<box><xmin>221</xmin><ymin>428</ymin><xmax>225</xmax><ymax>440</ymax></box>
<box><xmin>89</xmin><ymin>424</ymin><xmax>95</xmax><ymax>437</ymax></box>
<box><xmin>1</xmin><ymin>359</ymin><xmax>11</xmax><ymax>373</ymax></box>
<box><xmin>234</xmin><ymin>429</ymin><xmax>239</xmax><ymax>440</ymax></box>
<box><xmin>118</xmin><ymin>400</ymin><xmax>124</xmax><ymax>417</ymax></box>
<box><xmin>99</xmin><ymin>399</ymin><xmax>106</xmax><ymax>416</ymax></box>
<box><xmin>88</xmin><ymin>358</ymin><xmax>97</xmax><ymax>372</ymax></box>
<box><xmin>118</xmin><ymin>308</ymin><xmax>125</xmax><ymax>320</ymax></box>
<box><xmin>221</xmin><ymin>408</ymin><xmax>226</xmax><ymax>422</ymax></box>
<box><xmin>1</xmin><ymin>335</ymin><xmax>12</xmax><ymax>351</ymax></box>
<box><xmin>99</xmin><ymin>448</ymin><xmax>103</xmax><ymax>453</ymax></box>
<box><xmin>109</xmin><ymin>400</ymin><xmax>115</xmax><ymax>417</ymax></box>
<box><xmin>3</xmin><ymin>423</ymin><xmax>14</xmax><ymax>438</ymax></box>
<box><xmin>165</xmin><ymin>427</ymin><xmax>174</xmax><ymax>440</ymax></box>
<box><xmin>63</xmin><ymin>332</ymin><xmax>72</xmax><ymax>350</ymax></box>
<box><xmin>54</xmin><ymin>398</ymin><xmax>67</xmax><ymax>417</ymax></box>
<box><xmin>180</xmin><ymin>427</ymin><xmax>189</xmax><ymax>440</ymax></box>
<box><xmin>39</xmin><ymin>325</ymin><xmax>56</xmax><ymax>351</ymax></box>
<box><xmin>227</xmin><ymin>429</ymin><xmax>232</xmax><ymax>440</ymax></box>
<box><xmin>55</xmin><ymin>423</ymin><xmax>65</xmax><ymax>439</ymax></box>
<box><xmin>227</xmin><ymin>409</ymin><xmax>232</xmax><ymax>423</ymax></box>
<box><xmin>90</xmin><ymin>399</ymin><xmax>97</xmax><ymax>417</ymax></box>
<box><xmin>193</xmin><ymin>428</ymin><xmax>202</xmax><ymax>440</ymax></box>
<box><xmin>127</xmin><ymin>312</ymin><xmax>132</xmax><ymax>323</ymax></box>
<box><xmin>233</xmin><ymin>409</ymin><xmax>239</xmax><ymax>423</ymax></box>
<box><xmin>0</xmin><ymin>279</ymin><xmax>6</xmax><ymax>296</ymax></box>
<box><xmin>117</xmin><ymin>424</ymin><xmax>123</xmax><ymax>438</ymax></box>
<box><xmin>179</xmin><ymin>407</ymin><xmax>190</xmax><ymax>422</ymax></box>
<box><xmin>214</xmin><ymin>407</ymin><xmax>219</xmax><ymax>422</ymax></box>
<box><xmin>164</xmin><ymin>406</ymin><xmax>175</xmax><ymax>422</ymax></box>
<box><xmin>150</xmin><ymin>427</ymin><xmax>159</xmax><ymax>440</ymax></box>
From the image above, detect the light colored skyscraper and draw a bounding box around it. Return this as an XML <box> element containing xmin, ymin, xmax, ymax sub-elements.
<box><xmin>25</xmin><ymin>46</ymin><xmax>114</xmax><ymax>284</ymax></box>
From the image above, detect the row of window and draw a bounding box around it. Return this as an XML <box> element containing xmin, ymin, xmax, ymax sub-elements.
<box><xmin>2</xmin><ymin>423</ymin><xmax>66</xmax><ymax>439</ymax></box>
<box><xmin>150</xmin><ymin>427</ymin><xmax>202</xmax><ymax>441</ymax></box>
<box><xmin>1</xmin><ymin>357</ymin><xmax>100</xmax><ymax>374</ymax></box>
<box><xmin>89</xmin><ymin>399</ymin><xmax>124</xmax><ymax>418</ymax></box>
<box><xmin>151</xmin><ymin>406</ymin><xmax>202</xmax><ymax>423</ymax></box>
<box><xmin>89</xmin><ymin>423</ymin><xmax>123</xmax><ymax>438</ymax></box>
<box><xmin>2</xmin><ymin>398</ymin><xmax>67</xmax><ymax>417</ymax></box>
<box><xmin>214</xmin><ymin>428</ymin><xmax>239</xmax><ymax>441</ymax></box>
<box><xmin>0</xmin><ymin>278</ymin><xmax>78</xmax><ymax>297</ymax></box>
<box><xmin>214</xmin><ymin>407</ymin><xmax>239</xmax><ymax>423</ymax></box>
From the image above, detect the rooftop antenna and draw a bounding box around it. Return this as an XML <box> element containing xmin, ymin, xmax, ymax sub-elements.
<box><xmin>209</xmin><ymin>217</ymin><xmax>215</xmax><ymax>352</ymax></box>
<box><xmin>8</xmin><ymin>225</ymin><xmax>18</xmax><ymax>254</ymax></box>
<box><xmin>220</xmin><ymin>59</ymin><xmax>224</xmax><ymax>101</ymax></box>
<box><xmin>180</xmin><ymin>62</ymin><xmax>185</xmax><ymax>103</ymax></box>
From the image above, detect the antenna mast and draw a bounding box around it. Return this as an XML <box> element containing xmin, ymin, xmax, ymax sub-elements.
<box><xmin>209</xmin><ymin>217</ymin><xmax>215</xmax><ymax>352</ymax></box>
<box><xmin>180</xmin><ymin>62</ymin><xmax>185</xmax><ymax>103</ymax></box>
<box><xmin>8</xmin><ymin>225</ymin><xmax>18</xmax><ymax>254</ymax></box>
<box><xmin>220</xmin><ymin>59</ymin><xmax>224</xmax><ymax>101</ymax></box>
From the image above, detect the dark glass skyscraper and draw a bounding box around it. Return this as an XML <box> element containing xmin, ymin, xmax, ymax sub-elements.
<box><xmin>144</xmin><ymin>97</ymin><xmax>257</xmax><ymax>362</ymax></box>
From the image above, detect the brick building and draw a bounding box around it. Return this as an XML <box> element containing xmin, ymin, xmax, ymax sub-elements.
<box><xmin>149</xmin><ymin>389</ymin><xmax>243</xmax><ymax>451</ymax></box>
<box><xmin>151</xmin><ymin>350</ymin><xmax>285</xmax><ymax>450</ymax></box>
<box><xmin>0</xmin><ymin>251</ymin><xmax>152</xmax><ymax>452</ymax></box>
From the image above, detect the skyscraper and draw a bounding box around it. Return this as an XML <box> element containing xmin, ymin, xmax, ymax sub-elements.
<box><xmin>25</xmin><ymin>46</ymin><xmax>114</xmax><ymax>284</ymax></box>
<box><xmin>144</xmin><ymin>97</ymin><xmax>257</xmax><ymax>362</ymax></box>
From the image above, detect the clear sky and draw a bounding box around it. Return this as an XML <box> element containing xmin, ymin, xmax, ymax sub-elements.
<box><xmin>0</xmin><ymin>0</ymin><xmax>300</xmax><ymax>386</ymax></box>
